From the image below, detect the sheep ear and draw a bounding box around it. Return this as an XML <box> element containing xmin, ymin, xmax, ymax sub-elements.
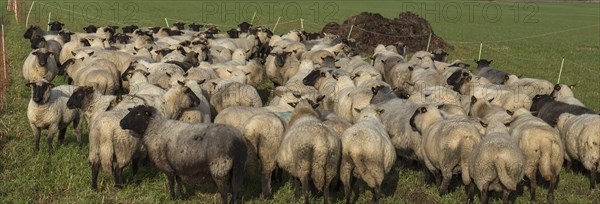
<box><xmin>487</xmin><ymin>98</ymin><xmax>494</xmax><ymax>103</ymax></box>
<box><xmin>408</xmin><ymin>66</ymin><xmax>414</xmax><ymax>71</ymax></box>
<box><xmin>32</xmin><ymin>51</ymin><xmax>39</xmax><ymax>55</ymax></box>
<box><xmin>354</xmin><ymin>108</ymin><xmax>361</xmax><ymax>113</ymax></box>
<box><xmin>376</xmin><ymin>108</ymin><xmax>384</xmax><ymax>115</ymax></box>
<box><xmin>316</xmin><ymin>95</ymin><xmax>325</xmax><ymax>103</ymax></box>
<box><xmin>293</xmin><ymin>93</ymin><xmax>301</xmax><ymax>98</ymax></box>
<box><xmin>506</xmin><ymin>110</ymin><xmax>514</xmax><ymax>116</ymax></box>
<box><xmin>419</xmin><ymin>107</ymin><xmax>427</xmax><ymax>113</ymax></box>
<box><xmin>288</xmin><ymin>102</ymin><xmax>298</xmax><ymax>108</ymax></box>
<box><xmin>88</xmin><ymin>51</ymin><xmax>94</xmax><ymax>56</ymax></box>
<box><xmin>489</xmin><ymin>60</ymin><xmax>493</xmax><ymax>64</ymax></box>
<box><xmin>144</xmin><ymin>72</ymin><xmax>150</xmax><ymax>77</ymax></box>
<box><xmin>479</xmin><ymin>120</ymin><xmax>488</xmax><ymax>128</ymax></box>
<box><xmin>183</xmin><ymin>72</ymin><xmax>188</xmax><ymax>77</ymax></box>
<box><xmin>177</xmin><ymin>80</ymin><xmax>185</xmax><ymax>86</ymax></box>
<box><xmin>470</xmin><ymin>96</ymin><xmax>477</xmax><ymax>105</ymax></box>
<box><xmin>245</xmin><ymin>72</ymin><xmax>251</xmax><ymax>76</ymax></box>
<box><xmin>166</xmin><ymin>73</ymin><xmax>172</xmax><ymax>78</ymax></box>
<box><xmin>197</xmin><ymin>79</ymin><xmax>206</xmax><ymax>84</ymax></box>
<box><xmin>71</xmin><ymin>51</ymin><xmax>77</xmax><ymax>56</ymax></box>
<box><xmin>437</xmin><ymin>104</ymin><xmax>444</xmax><ymax>109</ymax></box>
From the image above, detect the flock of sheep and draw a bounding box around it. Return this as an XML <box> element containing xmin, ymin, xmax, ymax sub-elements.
<box><xmin>20</xmin><ymin>20</ymin><xmax>599</xmax><ymax>204</ymax></box>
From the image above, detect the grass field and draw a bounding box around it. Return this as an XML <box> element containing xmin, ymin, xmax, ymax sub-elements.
<box><xmin>1</xmin><ymin>0</ymin><xmax>599</xmax><ymax>203</ymax></box>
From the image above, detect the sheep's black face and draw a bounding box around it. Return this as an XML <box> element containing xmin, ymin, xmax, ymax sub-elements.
<box><xmin>189</xmin><ymin>23</ymin><xmax>203</xmax><ymax>31</ymax></box>
<box><xmin>83</xmin><ymin>25</ymin><xmax>97</xmax><ymax>33</ymax></box>
<box><xmin>184</xmin><ymin>87</ymin><xmax>201</xmax><ymax>107</ymax></box>
<box><xmin>530</xmin><ymin>94</ymin><xmax>554</xmax><ymax>112</ymax></box>
<box><xmin>23</xmin><ymin>25</ymin><xmax>42</xmax><ymax>39</ymax></box>
<box><xmin>302</xmin><ymin>70</ymin><xmax>322</xmax><ymax>87</ymax></box>
<box><xmin>120</xmin><ymin>105</ymin><xmax>155</xmax><ymax>136</ymax></box>
<box><xmin>122</xmin><ymin>25</ymin><xmax>139</xmax><ymax>33</ymax></box>
<box><xmin>33</xmin><ymin>50</ymin><xmax>51</xmax><ymax>67</ymax></box>
<box><xmin>432</xmin><ymin>50</ymin><xmax>448</xmax><ymax>62</ymax></box>
<box><xmin>115</xmin><ymin>34</ymin><xmax>130</xmax><ymax>44</ymax></box>
<box><xmin>307</xmin><ymin>32</ymin><xmax>323</xmax><ymax>40</ymax></box>
<box><xmin>185</xmin><ymin>51</ymin><xmax>200</xmax><ymax>67</ymax></box>
<box><xmin>237</xmin><ymin>22</ymin><xmax>252</xmax><ymax>33</ymax></box>
<box><xmin>27</xmin><ymin>82</ymin><xmax>52</xmax><ymax>104</ymax></box>
<box><xmin>157</xmin><ymin>48</ymin><xmax>174</xmax><ymax>56</ymax></box>
<box><xmin>30</xmin><ymin>36</ymin><xmax>44</xmax><ymax>49</ymax></box>
<box><xmin>475</xmin><ymin>59</ymin><xmax>492</xmax><ymax>68</ymax></box>
<box><xmin>275</xmin><ymin>52</ymin><xmax>290</xmax><ymax>68</ymax></box>
<box><xmin>409</xmin><ymin>107</ymin><xmax>427</xmax><ymax>134</ymax></box>
<box><xmin>48</xmin><ymin>21</ymin><xmax>64</xmax><ymax>31</ymax></box>
<box><xmin>67</xmin><ymin>86</ymin><xmax>94</xmax><ymax>109</ymax></box>
<box><xmin>174</xmin><ymin>22</ymin><xmax>185</xmax><ymax>30</ymax></box>
<box><xmin>227</xmin><ymin>29</ymin><xmax>240</xmax><ymax>38</ymax></box>
<box><xmin>149</xmin><ymin>27</ymin><xmax>161</xmax><ymax>33</ymax></box>
<box><xmin>59</xmin><ymin>31</ymin><xmax>73</xmax><ymax>43</ymax></box>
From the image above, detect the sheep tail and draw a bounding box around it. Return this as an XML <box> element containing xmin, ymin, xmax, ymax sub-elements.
<box><xmin>460</xmin><ymin>136</ymin><xmax>478</xmax><ymax>186</ymax></box>
<box><xmin>539</xmin><ymin>137</ymin><xmax>562</xmax><ymax>181</ymax></box>
<box><xmin>311</xmin><ymin>146</ymin><xmax>328</xmax><ymax>191</ymax></box>
<box><xmin>496</xmin><ymin>153</ymin><xmax>522</xmax><ymax>191</ymax></box>
<box><xmin>99</xmin><ymin>129</ymin><xmax>115</xmax><ymax>176</ymax></box>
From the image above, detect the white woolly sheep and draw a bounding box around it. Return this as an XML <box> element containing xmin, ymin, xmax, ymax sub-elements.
<box><xmin>276</xmin><ymin>99</ymin><xmax>341</xmax><ymax>204</ymax></box>
<box><xmin>556</xmin><ymin>113</ymin><xmax>600</xmax><ymax>189</ymax></box>
<box><xmin>467</xmin><ymin>120</ymin><xmax>525</xmax><ymax>204</ymax></box>
<box><xmin>509</xmin><ymin>108</ymin><xmax>564</xmax><ymax>203</ymax></box>
<box><xmin>339</xmin><ymin>106</ymin><xmax>396</xmax><ymax>203</ymax></box>
<box><xmin>410</xmin><ymin>105</ymin><xmax>481</xmax><ymax>195</ymax></box>
<box><xmin>23</xmin><ymin>48</ymin><xmax>59</xmax><ymax>82</ymax></box>
<box><xmin>26</xmin><ymin>80</ymin><xmax>82</xmax><ymax>153</ymax></box>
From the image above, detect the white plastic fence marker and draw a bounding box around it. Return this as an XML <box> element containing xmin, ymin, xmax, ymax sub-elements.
<box><xmin>300</xmin><ymin>18</ymin><xmax>304</xmax><ymax>31</ymax></box>
<box><xmin>250</xmin><ymin>11</ymin><xmax>257</xmax><ymax>24</ymax></box>
<box><xmin>164</xmin><ymin>18</ymin><xmax>169</xmax><ymax>28</ymax></box>
<box><xmin>347</xmin><ymin>25</ymin><xmax>354</xmax><ymax>40</ymax></box>
<box><xmin>425</xmin><ymin>33</ymin><xmax>432</xmax><ymax>51</ymax></box>
<box><xmin>557</xmin><ymin>57</ymin><xmax>565</xmax><ymax>84</ymax></box>
<box><xmin>272</xmin><ymin>16</ymin><xmax>281</xmax><ymax>33</ymax></box>
<box><xmin>2</xmin><ymin>24</ymin><xmax>6</xmax><ymax>80</ymax></box>
<box><xmin>14</xmin><ymin>0</ymin><xmax>19</xmax><ymax>22</ymax></box>
<box><xmin>478</xmin><ymin>42</ymin><xmax>483</xmax><ymax>60</ymax></box>
<box><xmin>46</xmin><ymin>12</ymin><xmax>51</xmax><ymax>30</ymax></box>
<box><xmin>25</xmin><ymin>1</ymin><xmax>34</xmax><ymax>28</ymax></box>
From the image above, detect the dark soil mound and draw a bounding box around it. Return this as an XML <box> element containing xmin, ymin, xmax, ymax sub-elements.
<box><xmin>322</xmin><ymin>12</ymin><xmax>452</xmax><ymax>55</ymax></box>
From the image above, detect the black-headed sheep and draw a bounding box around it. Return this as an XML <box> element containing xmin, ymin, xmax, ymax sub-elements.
<box><xmin>340</xmin><ymin>106</ymin><xmax>395</xmax><ymax>203</ymax></box>
<box><xmin>119</xmin><ymin>105</ymin><xmax>247</xmax><ymax>202</ymax></box>
<box><xmin>276</xmin><ymin>99</ymin><xmax>341</xmax><ymax>204</ymax></box>
<box><xmin>26</xmin><ymin>80</ymin><xmax>82</xmax><ymax>153</ymax></box>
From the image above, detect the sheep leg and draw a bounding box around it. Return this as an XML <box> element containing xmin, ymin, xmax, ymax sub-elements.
<box><xmin>323</xmin><ymin>179</ymin><xmax>330</xmax><ymax>204</ymax></box>
<box><xmin>176</xmin><ymin>176</ymin><xmax>184</xmax><ymax>198</ymax></box>
<box><xmin>421</xmin><ymin>162</ymin><xmax>434</xmax><ymax>185</ymax></box>
<box><xmin>371</xmin><ymin>186</ymin><xmax>381</xmax><ymax>204</ymax></box>
<box><xmin>481</xmin><ymin>182</ymin><xmax>490</xmax><ymax>204</ymax></box>
<box><xmin>439</xmin><ymin>169</ymin><xmax>452</xmax><ymax>196</ymax></box>
<box><xmin>114</xmin><ymin>166</ymin><xmax>124</xmax><ymax>188</ymax></box>
<box><xmin>465</xmin><ymin>182</ymin><xmax>475</xmax><ymax>204</ymax></box>
<box><xmin>132</xmin><ymin>158</ymin><xmax>140</xmax><ymax>185</ymax></box>
<box><xmin>565</xmin><ymin>160</ymin><xmax>573</xmax><ymax>172</ymax></box>
<box><xmin>591</xmin><ymin>170</ymin><xmax>597</xmax><ymax>189</ymax></box>
<box><xmin>57</xmin><ymin>128</ymin><xmax>66</xmax><ymax>146</ymax></box>
<box><xmin>432</xmin><ymin>170</ymin><xmax>442</xmax><ymax>187</ymax></box>
<box><xmin>91</xmin><ymin>162</ymin><xmax>100</xmax><ymax>190</ymax></box>
<box><xmin>166</xmin><ymin>173</ymin><xmax>177</xmax><ymax>200</ymax></box>
<box><xmin>547</xmin><ymin>175</ymin><xmax>558</xmax><ymax>204</ymax></box>
<box><xmin>301</xmin><ymin>175</ymin><xmax>310</xmax><ymax>204</ymax></box>
<box><xmin>261</xmin><ymin>169</ymin><xmax>274</xmax><ymax>199</ymax></box>
<box><xmin>73</xmin><ymin>116</ymin><xmax>83</xmax><ymax>148</ymax></box>
<box><xmin>31</xmin><ymin>124</ymin><xmax>41</xmax><ymax>152</ymax></box>
<box><xmin>212</xmin><ymin>175</ymin><xmax>229</xmax><ymax>204</ymax></box>
<box><xmin>46</xmin><ymin>125</ymin><xmax>58</xmax><ymax>154</ymax></box>
<box><xmin>502</xmin><ymin>189</ymin><xmax>510</xmax><ymax>204</ymax></box>
<box><xmin>344</xmin><ymin>176</ymin><xmax>353</xmax><ymax>204</ymax></box>
<box><xmin>529</xmin><ymin>176</ymin><xmax>537</xmax><ymax>203</ymax></box>
<box><xmin>292</xmin><ymin>176</ymin><xmax>301</xmax><ymax>199</ymax></box>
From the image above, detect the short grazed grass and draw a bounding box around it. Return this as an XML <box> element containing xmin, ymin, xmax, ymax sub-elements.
<box><xmin>0</xmin><ymin>0</ymin><xmax>599</xmax><ymax>203</ymax></box>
